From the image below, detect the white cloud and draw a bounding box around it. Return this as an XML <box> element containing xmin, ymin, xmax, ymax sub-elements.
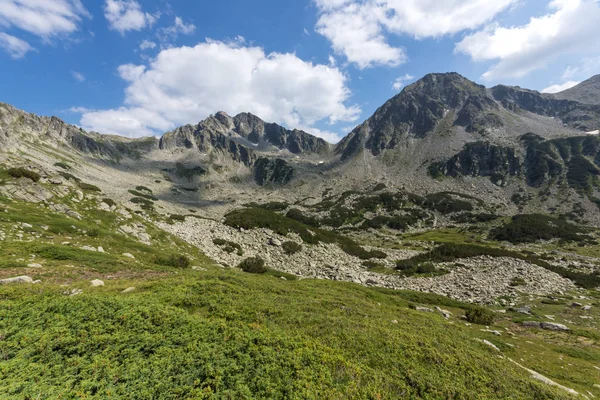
<box><xmin>316</xmin><ymin>2</ymin><xmax>406</xmax><ymax>69</ymax></box>
<box><xmin>314</xmin><ymin>0</ymin><xmax>517</xmax><ymax>69</ymax></box>
<box><xmin>0</xmin><ymin>0</ymin><xmax>89</xmax><ymax>40</ymax></box>
<box><xmin>157</xmin><ymin>17</ymin><xmax>196</xmax><ymax>45</ymax></box>
<box><xmin>455</xmin><ymin>0</ymin><xmax>600</xmax><ymax>80</ymax></box>
<box><xmin>104</xmin><ymin>0</ymin><xmax>157</xmax><ymax>35</ymax></box>
<box><xmin>73</xmin><ymin>40</ymin><xmax>360</xmax><ymax>141</ymax></box>
<box><xmin>72</xmin><ymin>71</ymin><xmax>85</xmax><ymax>82</ymax></box>
<box><xmin>139</xmin><ymin>39</ymin><xmax>156</xmax><ymax>50</ymax></box>
<box><xmin>392</xmin><ymin>74</ymin><xmax>414</xmax><ymax>91</ymax></box>
<box><xmin>0</xmin><ymin>32</ymin><xmax>34</xmax><ymax>58</ymax></box>
<box><xmin>562</xmin><ymin>56</ymin><xmax>600</xmax><ymax>80</ymax></box>
<box><xmin>541</xmin><ymin>80</ymin><xmax>581</xmax><ymax>93</ymax></box>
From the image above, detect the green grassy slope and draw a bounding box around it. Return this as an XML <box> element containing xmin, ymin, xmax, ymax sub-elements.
<box><xmin>0</xmin><ymin>172</ymin><xmax>596</xmax><ymax>399</ymax></box>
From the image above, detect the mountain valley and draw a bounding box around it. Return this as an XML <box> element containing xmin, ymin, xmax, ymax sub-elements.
<box><xmin>1</xmin><ymin>72</ymin><xmax>600</xmax><ymax>398</ymax></box>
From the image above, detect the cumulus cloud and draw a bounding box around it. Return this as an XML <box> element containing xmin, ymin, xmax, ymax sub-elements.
<box><xmin>392</xmin><ymin>74</ymin><xmax>414</xmax><ymax>91</ymax></box>
<box><xmin>541</xmin><ymin>80</ymin><xmax>581</xmax><ymax>94</ymax></box>
<box><xmin>455</xmin><ymin>0</ymin><xmax>600</xmax><ymax>80</ymax></box>
<box><xmin>73</xmin><ymin>40</ymin><xmax>360</xmax><ymax>141</ymax></box>
<box><xmin>104</xmin><ymin>0</ymin><xmax>157</xmax><ymax>35</ymax></box>
<box><xmin>0</xmin><ymin>0</ymin><xmax>90</xmax><ymax>39</ymax></box>
<box><xmin>314</xmin><ymin>0</ymin><xmax>517</xmax><ymax>68</ymax></box>
<box><xmin>72</xmin><ymin>71</ymin><xmax>85</xmax><ymax>82</ymax></box>
<box><xmin>562</xmin><ymin>56</ymin><xmax>600</xmax><ymax>80</ymax></box>
<box><xmin>157</xmin><ymin>17</ymin><xmax>196</xmax><ymax>46</ymax></box>
<box><xmin>139</xmin><ymin>39</ymin><xmax>156</xmax><ymax>50</ymax></box>
<box><xmin>0</xmin><ymin>32</ymin><xmax>34</xmax><ymax>58</ymax></box>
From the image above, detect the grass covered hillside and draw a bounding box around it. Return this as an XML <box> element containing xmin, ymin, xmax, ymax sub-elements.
<box><xmin>0</xmin><ymin>271</ymin><xmax>582</xmax><ymax>399</ymax></box>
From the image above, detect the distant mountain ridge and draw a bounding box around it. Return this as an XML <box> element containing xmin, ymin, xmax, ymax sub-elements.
<box><xmin>554</xmin><ymin>75</ymin><xmax>600</xmax><ymax>105</ymax></box>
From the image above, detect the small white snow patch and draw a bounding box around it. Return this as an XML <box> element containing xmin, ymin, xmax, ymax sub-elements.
<box><xmin>586</xmin><ymin>130</ymin><xmax>599</xmax><ymax>135</ymax></box>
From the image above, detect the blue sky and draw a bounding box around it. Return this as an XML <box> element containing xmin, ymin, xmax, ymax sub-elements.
<box><xmin>0</xmin><ymin>0</ymin><xmax>599</xmax><ymax>142</ymax></box>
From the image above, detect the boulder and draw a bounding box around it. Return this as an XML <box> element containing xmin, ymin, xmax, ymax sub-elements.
<box><xmin>416</xmin><ymin>306</ymin><xmax>434</xmax><ymax>313</ymax></box>
<box><xmin>122</xmin><ymin>253</ymin><xmax>135</xmax><ymax>259</ymax></box>
<box><xmin>0</xmin><ymin>276</ymin><xmax>34</xmax><ymax>284</ymax></box>
<box><xmin>522</xmin><ymin>321</ymin><xmax>542</xmax><ymax>328</ymax></box>
<box><xmin>90</xmin><ymin>279</ymin><xmax>105</xmax><ymax>287</ymax></box>
<box><xmin>121</xmin><ymin>287</ymin><xmax>135</xmax><ymax>293</ymax></box>
<box><xmin>269</xmin><ymin>237</ymin><xmax>282</xmax><ymax>247</ymax></box>
<box><xmin>540</xmin><ymin>322</ymin><xmax>569</xmax><ymax>331</ymax></box>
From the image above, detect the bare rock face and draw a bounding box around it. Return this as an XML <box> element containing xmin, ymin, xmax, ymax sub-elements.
<box><xmin>254</xmin><ymin>157</ymin><xmax>294</xmax><ymax>185</ymax></box>
<box><xmin>159</xmin><ymin>112</ymin><xmax>330</xmax><ymax>167</ymax></box>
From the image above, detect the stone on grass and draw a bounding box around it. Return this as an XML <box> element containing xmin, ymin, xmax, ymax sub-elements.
<box><xmin>416</xmin><ymin>306</ymin><xmax>434</xmax><ymax>313</ymax></box>
<box><xmin>0</xmin><ymin>276</ymin><xmax>34</xmax><ymax>284</ymax></box>
<box><xmin>122</xmin><ymin>253</ymin><xmax>135</xmax><ymax>259</ymax></box>
<box><xmin>121</xmin><ymin>287</ymin><xmax>135</xmax><ymax>293</ymax></box>
<box><xmin>90</xmin><ymin>279</ymin><xmax>105</xmax><ymax>287</ymax></box>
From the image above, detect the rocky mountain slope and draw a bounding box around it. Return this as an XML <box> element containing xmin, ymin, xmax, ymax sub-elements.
<box><xmin>554</xmin><ymin>75</ymin><xmax>600</xmax><ymax>105</ymax></box>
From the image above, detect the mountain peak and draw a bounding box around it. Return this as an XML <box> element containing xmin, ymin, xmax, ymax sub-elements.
<box><xmin>336</xmin><ymin>72</ymin><xmax>497</xmax><ymax>159</ymax></box>
<box><xmin>554</xmin><ymin>74</ymin><xmax>600</xmax><ymax>105</ymax></box>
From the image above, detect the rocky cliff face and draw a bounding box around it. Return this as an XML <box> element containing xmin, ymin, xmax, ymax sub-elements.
<box><xmin>160</xmin><ymin>111</ymin><xmax>330</xmax><ymax>161</ymax></box>
<box><xmin>430</xmin><ymin>132</ymin><xmax>600</xmax><ymax>194</ymax></box>
<box><xmin>429</xmin><ymin>142</ymin><xmax>522</xmax><ymax>187</ymax></box>
<box><xmin>0</xmin><ymin>102</ymin><xmax>159</xmax><ymax>160</ymax></box>
<box><xmin>253</xmin><ymin>157</ymin><xmax>295</xmax><ymax>185</ymax></box>
<box><xmin>491</xmin><ymin>85</ymin><xmax>600</xmax><ymax>132</ymax></box>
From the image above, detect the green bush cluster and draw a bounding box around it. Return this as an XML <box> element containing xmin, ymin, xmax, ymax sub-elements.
<box><xmin>465</xmin><ymin>307</ymin><xmax>495</xmax><ymax>325</ymax></box>
<box><xmin>452</xmin><ymin>213</ymin><xmax>499</xmax><ymax>224</ymax></box>
<box><xmin>7</xmin><ymin>167</ymin><xmax>40</xmax><ymax>182</ymax></box>
<box><xmin>58</xmin><ymin>171</ymin><xmax>81</xmax><ymax>183</ymax></box>
<box><xmin>245</xmin><ymin>201</ymin><xmax>289</xmax><ymax>211</ymax></box>
<box><xmin>282</xmin><ymin>241</ymin><xmax>302</xmax><ymax>255</ymax></box>
<box><xmin>78</xmin><ymin>182</ymin><xmax>102</xmax><ymax>192</ymax></box>
<box><xmin>128</xmin><ymin>189</ymin><xmax>158</xmax><ymax>201</ymax></box>
<box><xmin>154</xmin><ymin>254</ymin><xmax>190</xmax><ymax>269</ymax></box>
<box><xmin>175</xmin><ymin>162</ymin><xmax>206</xmax><ymax>181</ymax></box>
<box><xmin>286</xmin><ymin>208</ymin><xmax>321</xmax><ymax>227</ymax></box>
<box><xmin>224</xmin><ymin>207</ymin><xmax>385</xmax><ymax>260</ymax></box>
<box><xmin>397</xmin><ymin>242</ymin><xmax>600</xmax><ymax>289</ymax></box>
<box><xmin>489</xmin><ymin>214</ymin><xmax>590</xmax><ymax>244</ymax></box>
<box><xmin>53</xmin><ymin>162</ymin><xmax>70</xmax><ymax>170</ymax></box>
<box><xmin>130</xmin><ymin>197</ymin><xmax>154</xmax><ymax>212</ymax></box>
<box><xmin>421</xmin><ymin>193</ymin><xmax>473</xmax><ymax>214</ymax></box>
<box><xmin>136</xmin><ymin>185</ymin><xmax>153</xmax><ymax>193</ymax></box>
<box><xmin>213</xmin><ymin>238</ymin><xmax>243</xmax><ymax>256</ymax></box>
<box><xmin>102</xmin><ymin>198</ymin><xmax>117</xmax><ymax>208</ymax></box>
<box><xmin>396</xmin><ymin>262</ymin><xmax>443</xmax><ymax>277</ymax></box>
<box><xmin>238</xmin><ymin>256</ymin><xmax>267</xmax><ymax>273</ymax></box>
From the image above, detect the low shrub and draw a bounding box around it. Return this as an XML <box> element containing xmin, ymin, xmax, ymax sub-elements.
<box><xmin>225</xmin><ymin>207</ymin><xmax>386</xmax><ymax>260</ymax></box>
<box><xmin>102</xmin><ymin>198</ymin><xmax>117</xmax><ymax>207</ymax></box>
<box><xmin>238</xmin><ymin>257</ymin><xmax>267</xmax><ymax>274</ymax></box>
<box><xmin>465</xmin><ymin>307</ymin><xmax>495</xmax><ymax>325</ymax></box>
<box><xmin>128</xmin><ymin>190</ymin><xmax>158</xmax><ymax>201</ymax></box>
<box><xmin>282</xmin><ymin>241</ymin><xmax>302</xmax><ymax>255</ymax></box>
<box><xmin>213</xmin><ymin>238</ymin><xmax>243</xmax><ymax>256</ymax></box>
<box><xmin>489</xmin><ymin>214</ymin><xmax>590</xmax><ymax>243</ymax></box>
<box><xmin>169</xmin><ymin>214</ymin><xmax>186</xmax><ymax>222</ymax></box>
<box><xmin>154</xmin><ymin>254</ymin><xmax>190</xmax><ymax>269</ymax></box>
<box><xmin>78</xmin><ymin>182</ymin><xmax>101</xmax><ymax>192</ymax></box>
<box><xmin>58</xmin><ymin>171</ymin><xmax>81</xmax><ymax>183</ymax></box>
<box><xmin>136</xmin><ymin>185</ymin><xmax>153</xmax><ymax>193</ymax></box>
<box><xmin>8</xmin><ymin>167</ymin><xmax>40</xmax><ymax>182</ymax></box>
<box><xmin>54</xmin><ymin>162</ymin><xmax>70</xmax><ymax>170</ymax></box>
